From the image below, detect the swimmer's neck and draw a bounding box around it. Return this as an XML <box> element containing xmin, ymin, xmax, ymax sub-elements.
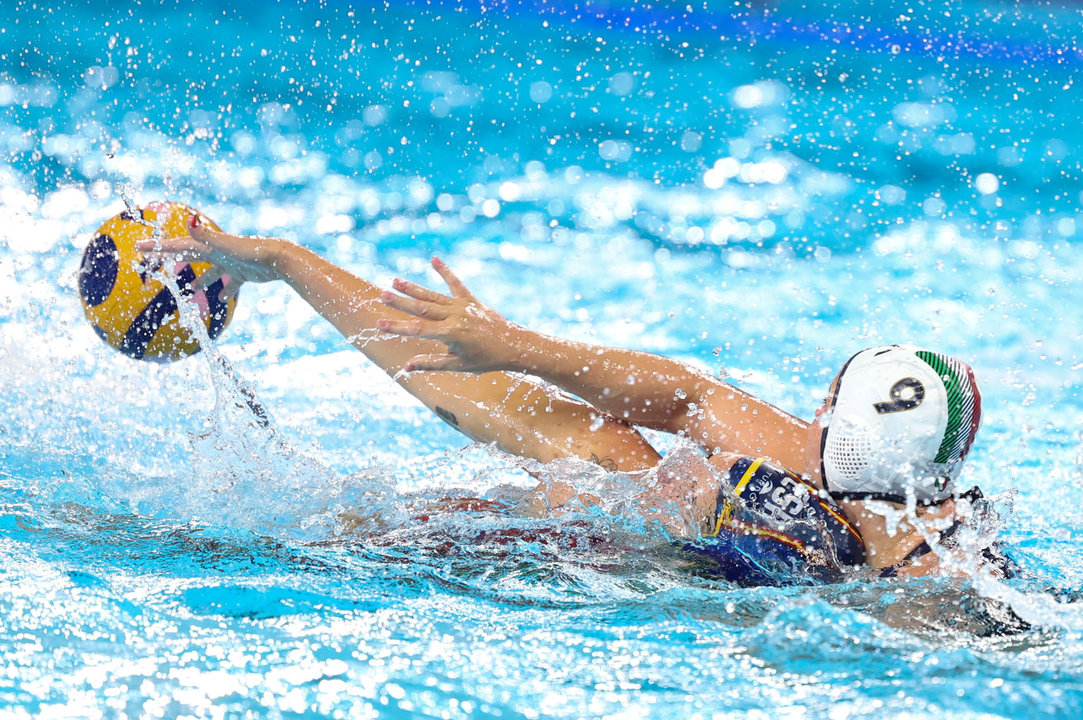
<box><xmin>840</xmin><ymin>498</ymin><xmax>957</xmax><ymax>573</ymax></box>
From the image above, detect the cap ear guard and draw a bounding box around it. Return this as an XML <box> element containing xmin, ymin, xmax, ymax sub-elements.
<box><xmin>820</xmin><ymin>346</ymin><xmax>982</xmax><ymax>505</ymax></box>
<box><xmin>822</xmin><ymin>415</ymin><xmax>875</xmax><ymax>484</ymax></box>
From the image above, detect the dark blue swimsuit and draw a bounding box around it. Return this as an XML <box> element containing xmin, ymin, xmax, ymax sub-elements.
<box><xmin>688</xmin><ymin>456</ymin><xmax>866</xmax><ymax>585</ymax></box>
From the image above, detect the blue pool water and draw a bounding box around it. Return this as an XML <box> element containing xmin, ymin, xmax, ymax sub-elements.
<box><xmin>4</xmin><ymin>0</ymin><xmax>1083</xmax><ymax>716</ymax></box>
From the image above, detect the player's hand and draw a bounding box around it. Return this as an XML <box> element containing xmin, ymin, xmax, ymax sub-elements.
<box><xmin>377</xmin><ymin>257</ymin><xmax>525</xmax><ymax>373</ymax></box>
<box><xmin>134</xmin><ymin>214</ymin><xmax>287</xmax><ymax>292</ymax></box>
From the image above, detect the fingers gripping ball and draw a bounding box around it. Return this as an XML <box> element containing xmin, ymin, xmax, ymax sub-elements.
<box><xmin>77</xmin><ymin>201</ymin><xmax>238</xmax><ymax>362</ymax></box>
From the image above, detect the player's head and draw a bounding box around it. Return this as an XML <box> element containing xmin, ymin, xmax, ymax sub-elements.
<box><xmin>817</xmin><ymin>345</ymin><xmax>982</xmax><ymax>504</ymax></box>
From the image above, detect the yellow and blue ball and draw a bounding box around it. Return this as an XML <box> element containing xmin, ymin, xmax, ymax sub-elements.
<box><xmin>77</xmin><ymin>201</ymin><xmax>237</xmax><ymax>362</ymax></box>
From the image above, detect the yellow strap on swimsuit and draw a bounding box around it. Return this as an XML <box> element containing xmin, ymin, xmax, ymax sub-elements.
<box><xmin>710</xmin><ymin>456</ymin><xmax>765</xmax><ymax>537</ymax></box>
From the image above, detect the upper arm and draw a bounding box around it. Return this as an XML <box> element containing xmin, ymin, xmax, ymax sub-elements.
<box><xmin>670</xmin><ymin>377</ymin><xmax>812</xmax><ymax>473</ymax></box>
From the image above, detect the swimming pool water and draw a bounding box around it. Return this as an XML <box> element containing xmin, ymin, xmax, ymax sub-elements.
<box><xmin>4</xmin><ymin>0</ymin><xmax>1083</xmax><ymax>717</ymax></box>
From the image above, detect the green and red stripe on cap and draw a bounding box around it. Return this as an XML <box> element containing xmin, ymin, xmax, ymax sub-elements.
<box><xmin>916</xmin><ymin>350</ymin><xmax>982</xmax><ymax>464</ymax></box>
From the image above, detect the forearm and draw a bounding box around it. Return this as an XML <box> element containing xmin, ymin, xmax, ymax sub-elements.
<box><xmin>504</xmin><ymin>326</ymin><xmax>712</xmax><ymax>431</ymax></box>
<box><xmin>507</xmin><ymin>328</ymin><xmax>813</xmax><ymax>467</ymax></box>
<box><xmin>274</xmin><ymin>242</ymin><xmax>445</xmax><ymax>373</ymax></box>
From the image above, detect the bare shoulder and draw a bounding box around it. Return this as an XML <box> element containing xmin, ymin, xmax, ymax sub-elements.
<box><xmin>706</xmin><ymin>451</ymin><xmax>745</xmax><ymax>474</ymax></box>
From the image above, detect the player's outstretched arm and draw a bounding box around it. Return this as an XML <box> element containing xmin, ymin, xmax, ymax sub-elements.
<box><xmin>137</xmin><ymin>221</ymin><xmax>661</xmax><ymax>474</ymax></box>
<box><xmin>380</xmin><ymin>258</ymin><xmax>811</xmax><ymax>470</ymax></box>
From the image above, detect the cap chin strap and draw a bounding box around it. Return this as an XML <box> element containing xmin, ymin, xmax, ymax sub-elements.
<box><xmin>827</xmin><ymin>489</ymin><xmax>925</xmax><ymax>505</ymax></box>
<box><xmin>825</xmin><ymin>484</ymin><xmax>982</xmax><ymax>506</ymax></box>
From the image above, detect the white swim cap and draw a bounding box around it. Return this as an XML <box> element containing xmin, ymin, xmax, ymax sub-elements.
<box><xmin>820</xmin><ymin>345</ymin><xmax>982</xmax><ymax>504</ymax></box>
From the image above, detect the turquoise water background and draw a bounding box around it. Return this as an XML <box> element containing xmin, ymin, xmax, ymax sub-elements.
<box><xmin>3</xmin><ymin>0</ymin><xmax>1083</xmax><ymax>717</ymax></box>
